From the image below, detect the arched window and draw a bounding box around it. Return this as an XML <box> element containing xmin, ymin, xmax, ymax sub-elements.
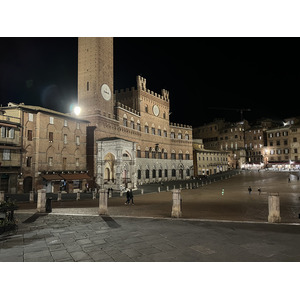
<box><xmin>152</xmin><ymin>169</ymin><xmax>156</xmax><ymax>178</ymax></box>
<box><xmin>138</xmin><ymin>169</ymin><xmax>142</xmax><ymax>179</ymax></box>
<box><xmin>123</xmin><ymin>114</ymin><xmax>128</xmax><ymax>127</ymax></box>
<box><xmin>145</xmin><ymin>169</ymin><xmax>150</xmax><ymax>179</ymax></box>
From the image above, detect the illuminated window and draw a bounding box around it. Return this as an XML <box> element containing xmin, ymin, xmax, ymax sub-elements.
<box><xmin>3</xmin><ymin>149</ymin><xmax>10</xmax><ymax>160</ymax></box>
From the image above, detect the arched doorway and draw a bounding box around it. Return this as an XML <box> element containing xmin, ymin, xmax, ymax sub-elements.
<box><xmin>24</xmin><ymin>176</ymin><xmax>33</xmax><ymax>193</ymax></box>
<box><xmin>104</xmin><ymin>153</ymin><xmax>115</xmax><ymax>183</ymax></box>
<box><xmin>179</xmin><ymin>169</ymin><xmax>184</xmax><ymax>179</ymax></box>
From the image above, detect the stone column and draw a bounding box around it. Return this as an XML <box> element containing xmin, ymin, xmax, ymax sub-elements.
<box><xmin>29</xmin><ymin>191</ymin><xmax>34</xmax><ymax>203</ymax></box>
<box><xmin>0</xmin><ymin>191</ymin><xmax>4</xmax><ymax>203</ymax></box>
<box><xmin>37</xmin><ymin>189</ymin><xmax>46</xmax><ymax>213</ymax></box>
<box><xmin>171</xmin><ymin>189</ymin><xmax>182</xmax><ymax>218</ymax></box>
<box><xmin>268</xmin><ymin>193</ymin><xmax>281</xmax><ymax>223</ymax></box>
<box><xmin>99</xmin><ymin>189</ymin><xmax>108</xmax><ymax>215</ymax></box>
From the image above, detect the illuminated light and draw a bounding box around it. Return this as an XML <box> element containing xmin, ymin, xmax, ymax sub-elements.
<box><xmin>74</xmin><ymin>106</ymin><xmax>81</xmax><ymax>116</ymax></box>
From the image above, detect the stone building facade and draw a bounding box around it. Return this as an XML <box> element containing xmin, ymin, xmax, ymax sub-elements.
<box><xmin>193</xmin><ymin>139</ymin><xmax>229</xmax><ymax>177</ymax></box>
<box><xmin>78</xmin><ymin>37</ymin><xmax>194</xmax><ymax>190</ymax></box>
<box><xmin>265</xmin><ymin>117</ymin><xmax>300</xmax><ymax>169</ymax></box>
<box><xmin>1</xmin><ymin>103</ymin><xmax>90</xmax><ymax>193</ymax></box>
<box><xmin>0</xmin><ymin>111</ymin><xmax>22</xmax><ymax>193</ymax></box>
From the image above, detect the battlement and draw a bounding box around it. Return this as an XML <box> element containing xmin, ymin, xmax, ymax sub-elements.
<box><xmin>116</xmin><ymin>102</ymin><xmax>141</xmax><ymax>116</ymax></box>
<box><xmin>114</xmin><ymin>75</ymin><xmax>170</xmax><ymax>103</ymax></box>
<box><xmin>170</xmin><ymin>122</ymin><xmax>193</xmax><ymax>129</ymax></box>
<box><xmin>137</xmin><ymin>75</ymin><xmax>169</xmax><ymax>102</ymax></box>
<box><xmin>114</xmin><ymin>86</ymin><xmax>137</xmax><ymax>94</ymax></box>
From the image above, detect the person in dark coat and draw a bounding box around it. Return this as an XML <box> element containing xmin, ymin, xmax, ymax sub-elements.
<box><xmin>125</xmin><ymin>189</ymin><xmax>130</xmax><ymax>205</ymax></box>
<box><xmin>129</xmin><ymin>189</ymin><xmax>134</xmax><ymax>205</ymax></box>
<box><xmin>248</xmin><ymin>186</ymin><xmax>252</xmax><ymax>194</ymax></box>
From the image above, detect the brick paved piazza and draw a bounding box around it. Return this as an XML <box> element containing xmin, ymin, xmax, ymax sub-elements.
<box><xmin>17</xmin><ymin>170</ymin><xmax>300</xmax><ymax>223</ymax></box>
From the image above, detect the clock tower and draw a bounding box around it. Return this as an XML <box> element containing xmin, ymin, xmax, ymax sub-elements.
<box><xmin>78</xmin><ymin>37</ymin><xmax>114</xmax><ymax>117</ymax></box>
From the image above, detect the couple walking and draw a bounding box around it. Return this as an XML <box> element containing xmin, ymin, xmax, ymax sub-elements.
<box><xmin>125</xmin><ymin>189</ymin><xmax>134</xmax><ymax>205</ymax></box>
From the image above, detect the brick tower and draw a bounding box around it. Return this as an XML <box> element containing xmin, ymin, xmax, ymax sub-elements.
<box><xmin>78</xmin><ymin>37</ymin><xmax>114</xmax><ymax>118</ymax></box>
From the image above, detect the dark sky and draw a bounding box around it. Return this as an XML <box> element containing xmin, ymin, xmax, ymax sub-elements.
<box><xmin>0</xmin><ymin>37</ymin><xmax>299</xmax><ymax>127</ymax></box>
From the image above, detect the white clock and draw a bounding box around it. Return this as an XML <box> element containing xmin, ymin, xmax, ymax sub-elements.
<box><xmin>153</xmin><ymin>105</ymin><xmax>160</xmax><ymax>116</ymax></box>
<box><xmin>101</xmin><ymin>84</ymin><xmax>111</xmax><ymax>101</ymax></box>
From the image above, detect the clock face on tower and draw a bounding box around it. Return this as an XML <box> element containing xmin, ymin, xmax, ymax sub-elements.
<box><xmin>101</xmin><ymin>84</ymin><xmax>112</xmax><ymax>101</ymax></box>
<box><xmin>153</xmin><ymin>105</ymin><xmax>160</xmax><ymax>116</ymax></box>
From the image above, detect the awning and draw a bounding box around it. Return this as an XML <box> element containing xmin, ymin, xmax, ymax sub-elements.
<box><xmin>41</xmin><ymin>174</ymin><xmax>63</xmax><ymax>181</ymax></box>
<box><xmin>0</xmin><ymin>122</ymin><xmax>19</xmax><ymax>128</ymax></box>
<box><xmin>59</xmin><ymin>173</ymin><xmax>91</xmax><ymax>181</ymax></box>
<box><xmin>0</xmin><ymin>145</ymin><xmax>22</xmax><ymax>150</ymax></box>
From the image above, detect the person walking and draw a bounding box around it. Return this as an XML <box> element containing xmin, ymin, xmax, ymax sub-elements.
<box><xmin>129</xmin><ymin>189</ymin><xmax>134</xmax><ymax>205</ymax></box>
<box><xmin>125</xmin><ymin>189</ymin><xmax>130</xmax><ymax>205</ymax></box>
<box><xmin>248</xmin><ymin>186</ymin><xmax>252</xmax><ymax>194</ymax></box>
<box><xmin>258</xmin><ymin>187</ymin><xmax>261</xmax><ymax>195</ymax></box>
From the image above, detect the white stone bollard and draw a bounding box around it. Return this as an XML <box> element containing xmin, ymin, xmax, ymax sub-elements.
<box><xmin>99</xmin><ymin>189</ymin><xmax>108</xmax><ymax>215</ymax></box>
<box><xmin>166</xmin><ymin>186</ymin><xmax>169</xmax><ymax>191</ymax></box>
<box><xmin>268</xmin><ymin>193</ymin><xmax>281</xmax><ymax>223</ymax></box>
<box><xmin>158</xmin><ymin>187</ymin><xmax>160</xmax><ymax>193</ymax></box>
<box><xmin>37</xmin><ymin>189</ymin><xmax>46</xmax><ymax>213</ymax></box>
<box><xmin>57</xmin><ymin>191</ymin><xmax>62</xmax><ymax>201</ymax></box>
<box><xmin>171</xmin><ymin>189</ymin><xmax>182</xmax><ymax>218</ymax></box>
<box><xmin>186</xmin><ymin>183</ymin><xmax>189</xmax><ymax>189</ymax></box>
<box><xmin>92</xmin><ymin>190</ymin><xmax>96</xmax><ymax>200</ymax></box>
<box><xmin>109</xmin><ymin>189</ymin><xmax>112</xmax><ymax>198</ymax></box>
<box><xmin>76</xmin><ymin>192</ymin><xmax>80</xmax><ymax>201</ymax></box>
<box><xmin>190</xmin><ymin>183</ymin><xmax>193</xmax><ymax>189</ymax></box>
<box><xmin>0</xmin><ymin>191</ymin><xmax>4</xmax><ymax>203</ymax></box>
<box><xmin>141</xmin><ymin>189</ymin><xmax>144</xmax><ymax>195</ymax></box>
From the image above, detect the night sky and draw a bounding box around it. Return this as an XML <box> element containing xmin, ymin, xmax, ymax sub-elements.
<box><xmin>0</xmin><ymin>37</ymin><xmax>299</xmax><ymax>127</ymax></box>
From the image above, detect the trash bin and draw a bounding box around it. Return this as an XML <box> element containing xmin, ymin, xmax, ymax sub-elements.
<box><xmin>46</xmin><ymin>197</ymin><xmax>52</xmax><ymax>213</ymax></box>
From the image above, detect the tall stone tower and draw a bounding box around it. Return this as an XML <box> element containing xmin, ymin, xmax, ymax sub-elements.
<box><xmin>78</xmin><ymin>37</ymin><xmax>114</xmax><ymax>117</ymax></box>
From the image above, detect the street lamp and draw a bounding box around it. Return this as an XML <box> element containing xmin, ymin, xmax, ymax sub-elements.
<box><xmin>74</xmin><ymin>106</ymin><xmax>81</xmax><ymax>116</ymax></box>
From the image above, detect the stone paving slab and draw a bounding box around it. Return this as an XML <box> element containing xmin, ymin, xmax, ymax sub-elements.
<box><xmin>1</xmin><ymin>212</ymin><xmax>300</xmax><ymax>262</ymax></box>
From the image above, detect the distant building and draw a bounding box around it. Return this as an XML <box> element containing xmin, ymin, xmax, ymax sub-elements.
<box><xmin>265</xmin><ymin>117</ymin><xmax>300</xmax><ymax>170</ymax></box>
<box><xmin>193</xmin><ymin>139</ymin><xmax>229</xmax><ymax>176</ymax></box>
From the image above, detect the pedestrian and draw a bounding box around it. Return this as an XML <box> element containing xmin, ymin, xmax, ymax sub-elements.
<box><xmin>248</xmin><ymin>186</ymin><xmax>252</xmax><ymax>194</ymax></box>
<box><xmin>125</xmin><ymin>189</ymin><xmax>130</xmax><ymax>205</ymax></box>
<box><xmin>288</xmin><ymin>177</ymin><xmax>291</xmax><ymax>183</ymax></box>
<box><xmin>129</xmin><ymin>189</ymin><xmax>134</xmax><ymax>205</ymax></box>
<box><xmin>258</xmin><ymin>188</ymin><xmax>261</xmax><ymax>195</ymax></box>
